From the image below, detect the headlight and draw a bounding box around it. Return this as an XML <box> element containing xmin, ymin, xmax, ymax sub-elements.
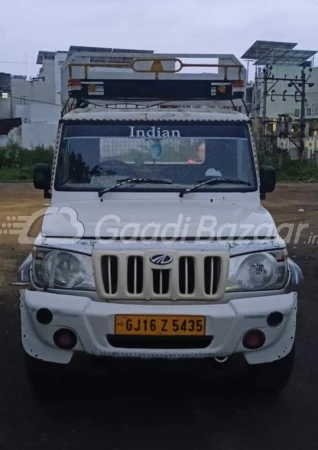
<box><xmin>32</xmin><ymin>248</ymin><xmax>95</xmax><ymax>291</ymax></box>
<box><xmin>226</xmin><ymin>250</ymin><xmax>289</xmax><ymax>292</ymax></box>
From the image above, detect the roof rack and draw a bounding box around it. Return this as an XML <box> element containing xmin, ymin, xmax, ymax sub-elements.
<box><xmin>63</xmin><ymin>54</ymin><xmax>248</xmax><ymax>116</ymax></box>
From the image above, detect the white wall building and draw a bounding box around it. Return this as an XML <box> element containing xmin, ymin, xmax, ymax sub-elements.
<box><xmin>253</xmin><ymin>65</ymin><xmax>318</xmax><ymax>120</ymax></box>
<box><xmin>0</xmin><ymin>72</ymin><xmax>12</xmax><ymax>123</ymax></box>
<box><xmin>0</xmin><ymin>47</ymin><xmax>155</xmax><ymax>149</ymax></box>
<box><xmin>0</xmin><ymin>51</ymin><xmax>68</xmax><ymax>148</ymax></box>
<box><xmin>242</xmin><ymin>40</ymin><xmax>318</xmax><ymax>159</ymax></box>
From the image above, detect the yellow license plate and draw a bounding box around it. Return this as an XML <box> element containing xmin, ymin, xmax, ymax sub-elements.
<box><xmin>114</xmin><ymin>315</ymin><xmax>206</xmax><ymax>336</ymax></box>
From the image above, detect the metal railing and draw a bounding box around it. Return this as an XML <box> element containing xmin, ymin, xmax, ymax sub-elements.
<box><xmin>67</xmin><ymin>53</ymin><xmax>245</xmax><ymax>82</ymax></box>
<box><xmin>62</xmin><ymin>54</ymin><xmax>248</xmax><ymax>116</ymax></box>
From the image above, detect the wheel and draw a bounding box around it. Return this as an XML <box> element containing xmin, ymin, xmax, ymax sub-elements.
<box><xmin>246</xmin><ymin>343</ymin><xmax>295</xmax><ymax>392</ymax></box>
<box><xmin>24</xmin><ymin>353</ymin><xmax>68</xmax><ymax>395</ymax></box>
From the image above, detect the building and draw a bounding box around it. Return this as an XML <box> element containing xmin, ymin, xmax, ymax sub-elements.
<box><xmin>0</xmin><ymin>46</ymin><xmax>155</xmax><ymax>149</ymax></box>
<box><xmin>242</xmin><ymin>41</ymin><xmax>318</xmax><ymax>159</ymax></box>
<box><xmin>0</xmin><ymin>47</ymin><xmax>247</xmax><ymax>149</ymax></box>
<box><xmin>0</xmin><ymin>73</ymin><xmax>12</xmax><ymax>122</ymax></box>
<box><xmin>0</xmin><ymin>50</ymin><xmax>69</xmax><ymax>148</ymax></box>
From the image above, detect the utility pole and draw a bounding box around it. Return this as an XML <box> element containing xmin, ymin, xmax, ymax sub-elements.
<box><xmin>262</xmin><ymin>68</ymin><xmax>269</xmax><ymax>124</ymax></box>
<box><xmin>261</xmin><ymin>65</ymin><xmax>314</xmax><ymax>159</ymax></box>
<box><xmin>299</xmin><ymin>67</ymin><xmax>307</xmax><ymax>160</ymax></box>
<box><xmin>262</xmin><ymin>65</ymin><xmax>271</xmax><ymax>153</ymax></box>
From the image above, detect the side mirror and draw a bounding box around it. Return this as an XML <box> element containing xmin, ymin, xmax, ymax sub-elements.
<box><xmin>33</xmin><ymin>163</ymin><xmax>51</xmax><ymax>198</ymax></box>
<box><xmin>260</xmin><ymin>165</ymin><xmax>276</xmax><ymax>200</ymax></box>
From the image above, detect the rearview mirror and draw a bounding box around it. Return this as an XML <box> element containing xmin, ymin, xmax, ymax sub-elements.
<box><xmin>260</xmin><ymin>165</ymin><xmax>276</xmax><ymax>200</ymax></box>
<box><xmin>33</xmin><ymin>163</ymin><xmax>51</xmax><ymax>198</ymax></box>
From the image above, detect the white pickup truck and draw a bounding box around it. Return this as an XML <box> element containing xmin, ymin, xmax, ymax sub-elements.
<box><xmin>19</xmin><ymin>55</ymin><xmax>303</xmax><ymax>393</ymax></box>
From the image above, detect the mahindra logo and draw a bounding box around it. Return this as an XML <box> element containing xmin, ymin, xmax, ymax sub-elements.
<box><xmin>150</xmin><ymin>254</ymin><xmax>173</xmax><ymax>265</ymax></box>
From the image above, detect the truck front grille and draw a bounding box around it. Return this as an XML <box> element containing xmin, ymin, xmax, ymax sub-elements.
<box><xmin>96</xmin><ymin>251</ymin><xmax>228</xmax><ymax>301</ymax></box>
<box><xmin>204</xmin><ymin>257</ymin><xmax>221</xmax><ymax>295</ymax></box>
<box><xmin>127</xmin><ymin>256</ymin><xmax>143</xmax><ymax>294</ymax></box>
<box><xmin>179</xmin><ymin>257</ymin><xmax>195</xmax><ymax>295</ymax></box>
<box><xmin>153</xmin><ymin>269</ymin><xmax>170</xmax><ymax>295</ymax></box>
<box><xmin>101</xmin><ymin>255</ymin><xmax>118</xmax><ymax>295</ymax></box>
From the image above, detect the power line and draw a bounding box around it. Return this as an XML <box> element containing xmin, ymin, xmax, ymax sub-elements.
<box><xmin>0</xmin><ymin>60</ymin><xmax>38</xmax><ymax>63</ymax></box>
<box><xmin>261</xmin><ymin>65</ymin><xmax>315</xmax><ymax>159</ymax></box>
<box><xmin>11</xmin><ymin>96</ymin><xmax>61</xmax><ymax>107</ymax></box>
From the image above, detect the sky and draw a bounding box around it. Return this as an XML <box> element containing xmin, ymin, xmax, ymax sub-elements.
<box><xmin>1</xmin><ymin>0</ymin><xmax>318</xmax><ymax>77</ymax></box>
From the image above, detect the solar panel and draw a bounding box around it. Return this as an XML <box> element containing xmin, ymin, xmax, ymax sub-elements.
<box><xmin>278</xmin><ymin>50</ymin><xmax>316</xmax><ymax>66</ymax></box>
<box><xmin>68</xmin><ymin>46</ymin><xmax>153</xmax><ymax>55</ymax></box>
<box><xmin>255</xmin><ymin>49</ymin><xmax>317</xmax><ymax>66</ymax></box>
<box><xmin>36</xmin><ymin>47</ymin><xmax>154</xmax><ymax>66</ymax></box>
<box><xmin>106</xmin><ymin>57</ymin><xmax>132</xmax><ymax>63</ymax></box>
<box><xmin>112</xmin><ymin>48</ymin><xmax>154</xmax><ymax>54</ymax></box>
<box><xmin>90</xmin><ymin>56</ymin><xmax>133</xmax><ymax>64</ymax></box>
<box><xmin>255</xmin><ymin>47</ymin><xmax>295</xmax><ymax>65</ymax></box>
<box><xmin>69</xmin><ymin>46</ymin><xmax>112</xmax><ymax>54</ymax></box>
<box><xmin>242</xmin><ymin>40</ymin><xmax>317</xmax><ymax>67</ymax></box>
<box><xmin>241</xmin><ymin>40</ymin><xmax>297</xmax><ymax>60</ymax></box>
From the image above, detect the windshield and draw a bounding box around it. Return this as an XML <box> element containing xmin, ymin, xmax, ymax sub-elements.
<box><xmin>55</xmin><ymin>122</ymin><xmax>257</xmax><ymax>192</ymax></box>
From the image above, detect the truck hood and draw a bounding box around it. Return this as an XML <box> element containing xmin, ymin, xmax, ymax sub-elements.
<box><xmin>41</xmin><ymin>199</ymin><xmax>277</xmax><ymax>241</ymax></box>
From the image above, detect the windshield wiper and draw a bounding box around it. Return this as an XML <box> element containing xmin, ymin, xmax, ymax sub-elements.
<box><xmin>98</xmin><ymin>178</ymin><xmax>173</xmax><ymax>200</ymax></box>
<box><xmin>179</xmin><ymin>178</ymin><xmax>252</xmax><ymax>198</ymax></box>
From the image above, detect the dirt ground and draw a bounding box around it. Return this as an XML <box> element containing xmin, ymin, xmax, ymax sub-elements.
<box><xmin>0</xmin><ymin>183</ymin><xmax>45</xmax><ymax>298</ymax></box>
<box><xmin>1</xmin><ymin>182</ymin><xmax>318</xmax><ymax>450</ymax></box>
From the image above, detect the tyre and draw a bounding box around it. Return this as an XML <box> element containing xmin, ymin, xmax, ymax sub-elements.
<box><xmin>246</xmin><ymin>343</ymin><xmax>295</xmax><ymax>392</ymax></box>
<box><xmin>24</xmin><ymin>353</ymin><xmax>68</xmax><ymax>395</ymax></box>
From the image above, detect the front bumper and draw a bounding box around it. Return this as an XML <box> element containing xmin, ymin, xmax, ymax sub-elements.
<box><xmin>20</xmin><ymin>289</ymin><xmax>297</xmax><ymax>365</ymax></box>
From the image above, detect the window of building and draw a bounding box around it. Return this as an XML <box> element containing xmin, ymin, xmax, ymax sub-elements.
<box><xmin>294</xmin><ymin>109</ymin><xmax>300</xmax><ymax>117</ymax></box>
